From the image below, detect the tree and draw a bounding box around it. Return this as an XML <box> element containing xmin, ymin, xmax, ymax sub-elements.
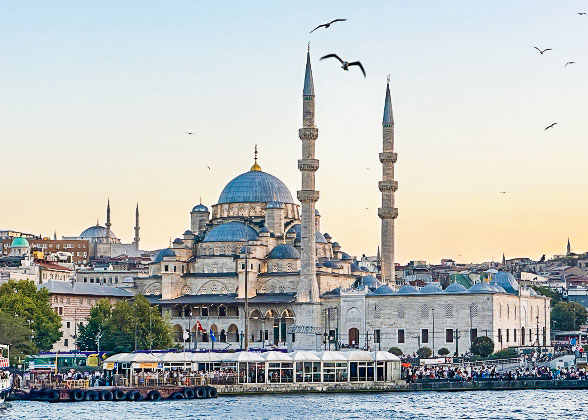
<box><xmin>471</xmin><ymin>336</ymin><xmax>494</xmax><ymax>357</ymax></box>
<box><xmin>388</xmin><ymin>347</ymin><xmax>403</xmax><ymax>357</ymax></box>
<box><xmin>551</xmin><ymin>302</ymin><xmax>587</xmax><ymax>331</ymax></box>
<box><xmin>531</xmin><ymin>286</ymin><xmax>561</xmax><ymax>304</ymax></box>
<box><xmin>438</xmin><ymin>347</ymin><xmax>450</xmax><ymax>356</ymax></box>
<box><xmin>0</xmin><ymin>310</ymin><xmax>37</xmax><ymax>366</ymax></box>
<box><xmin>0</xmin><ymin>280</ymin><xmax>62</xmax><ymax>351</ymax></box>
<box><xmin>416</xmin><ymin>347</ymin><xmax>432</xmax><ymax>359</ymax></box>
<box><xmin>77</xmin><ymin>299</ymin><xmax>112</xmax><ymax>351</ymax></box>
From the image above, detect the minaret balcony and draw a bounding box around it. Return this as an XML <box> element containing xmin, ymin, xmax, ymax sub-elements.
<box><xmin>378</xmin><ymin>207</ymin><xmax>398</xmax><ymax>219</ymax></box>
<box><xmin>299</xmin><ymin>128</ymin><xmax>319</xmax><ymax>141</ymax></box>
<box><xmin>297</xmin><ymin>190</ymin><xmax>320</xmax><ymax>203</ymax></box>
<box><xmin>379</xmin><ymin>152</ymin><xmax>397</xmax><ymax>163</ymax></box>
<box><xmin>298</xmin><ymin>159</ymin><xmax>319</xmax><ymax>172</ymax></box>
<box><xmin>378</xmin><ymin>180</ymin><xmax>398</xmax><ymax>192</ymax></box>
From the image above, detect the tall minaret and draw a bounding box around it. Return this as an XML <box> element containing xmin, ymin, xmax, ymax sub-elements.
<box><xmin>134</xmin><ymin>203</ymin><xmax>140</xmax><ymax>250</ymax></box>
<box><xmin>297</xmin><ymin>48</ymin><xmax>320</xmax><ymax>303</ymax></box>
<box><xmin>567</xmin><ymin>237</ymin><xmax>571</xmax><ymax>256</ymax></box>
<box><xmin>378</xmin><ymin>77</ymin><xmax>398</xmax><ymax>287</ymax></box>
<box><xmin>105</xmin><ymin>199</ymin><xmax>112</xmax><ymax>237</ymax></box>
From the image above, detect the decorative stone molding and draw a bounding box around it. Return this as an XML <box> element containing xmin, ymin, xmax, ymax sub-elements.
<box><xmin>298</xmin><ymin>128</ymin><xmax>319</xmax><ymax>140</ymax></box>
<box><xmin>378</xmin><ymin>180</ymin><xmax>398</xmax><ymax>192</ymax></box>
<box><xmin>379</xmin><ymin>152</ymin><xmax>398</xmax><ymax>163</ymax></box>
<box><xmin>378</xmin><ymin>207</ymin><xmax>398</xmax><ymax>219</ymax></box>
<box><xmin>297</xmin><ymin>190</ymin><xmax>320</xmax><ymax>203</ymax></box>
<box><xmin>297</xmin><ymin>159</ymin><xmax>319</xmax><ymax>172</ymax></box>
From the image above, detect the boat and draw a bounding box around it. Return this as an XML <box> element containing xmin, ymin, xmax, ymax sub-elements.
<box><xmin>0</xmin><ymin>345</ymin><xmax>12</xmax><ymax>404</ymax></box>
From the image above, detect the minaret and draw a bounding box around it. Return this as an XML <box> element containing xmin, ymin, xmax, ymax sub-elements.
<box><xmin>134</xmin><ymin>203</ymin><xmax>140</xmax><ymax>250</ymax></box>
<box><xmin>567</xmin><ymin>238</ymin><xmax>571</xmax><ymax>256</ymax></box>
<box><xmin>296</xmin><ymin>48</ymin><xmax>320</xmax><ymax>303</ymax></box>
<box><xmin>105</xmin><ymin>199</ymin><xmax>112</xmax><ymax>237</ymax></box>
<box><xmin>378</xmin><ymin>76</ymin><xmax>398</xmax><ymax>288</ymax></box>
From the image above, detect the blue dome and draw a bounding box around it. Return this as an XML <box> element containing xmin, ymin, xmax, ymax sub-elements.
<box><xmin>11</xmin><ymin>237</ymin><xmax>29</xmax><ymax>247</ymax></box>
<box><xmin>173</xmin><ymin>238</ymin><xmax>183</xmax><ymax>244</ymax></box>
<box><xmin>445</xmin><ymin>283</ymin><xmax>467</xmax><ymax>293</ymax></box>
<box><xmin>259</xmin><ymin>226</ymin><xmax>270</xmax><ymax>234</ymax></box>
<box><xmin>490</xmin><ymin>271</ymin><xmax>519</xmax><ymax>294</ymax></box>
<box><xmin>397</xmin><ymin>285</ymin><xmax>419</xmax><ymax>294</ymax></box>
<box><xmin>324</xmin><ymin>233</ymin><xmax>331</xmax><ymax>239</ymax></box>
<box><xmin>529</xmin><ymin>288</ymin><xmax>538</xmax><ymax>297</ymax></box>
<box><xmin>468</xmin><ymin>282</ymin><xmax>494</xmax><ymax>293</ymax></box>
<box><xmin>341</xmin><ymin>252</ymin><xmax>352</xmax><ymax>261</ymax></box>
<box><xmin>350</xmin><ymin>263</ymin><xmax>361</xmax><ymax>272</ymax></box>
<box><xmin>153</xmin><ymin>248</ymin><xmax>176</xmax><ymax>263</ymax></box>
<box><xmin>184</xmin><ymin>230</ymin><xmax>193</xmax><ymax>235</ymax></box>
<box><xmin>287</xmin><ymin>224</ymin><xmax>328</xmax><ymax>244</ymax></box>
<box><xmin>322</xmin><ymin>260</ymin><xmax>343</xmax><ymax>269</ymax></box>
<box><xmin>373</xmin><ymin>285</ymin><xmax>395</xmax><ymax>295</ymax></box>
<box><xmin>315</xmin><ymin>209</ymin><xmax>320</xmax><ymax>216</ymax></box>
<box><xmin>192</xmin><ymin>204</ymin><xmax>208</xmax><ymax>212</ymax></box>
<box><xmin>332</xmin><ymin>242</ymin><xmax>340</xmax><ymax>248</ymax></box>
<box><xmin>203</xmin><ymin>222</ymin><xmax>259</xmax><ymax>242</ymax></box>
<box><xmin>217</xmin><ymin>170</ymin><xmax>294</xmax><ymax>204</ymax></box>
<box><xmin>421</xmin><ymin>283</ymin><xmax>442</xmax><ymax>294</ymax></box>
<box><xmin>267</xmin><ymin>244</ymin><xmax>300</xmax><ymax>259</ymax></box>
<box><xmin>80</xmin><ymin>225</ymin><xmax>117</xmax><ymax>239</ymax></box>
<box><xmin>355</xmin><ymin>275</ymin><xmax>379</xmax><ymax>290</ymax></box>
<box><xmin>360</xmin><ymin>267</ymin><xmax>369</xmax><ymax>272</ymax></box>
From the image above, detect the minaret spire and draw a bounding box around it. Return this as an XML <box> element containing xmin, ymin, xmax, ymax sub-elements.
<box><xmin>134</xmin><ymin>202</ymin><xmax>140</xmax><ymax>250</ymax></box>
<box><xmin>378</xmin><ymin>77</ymin><xmax>398</xmax><ymax>288</ymax></box>
<box><xmin>105</xmin><ymin>199</ymin><xmax>112</xmax><ymax>236</ymax></box>
<box><xmin>297</xmin><ymin>48</ymin><xmax>320</xmax><ymax>303</ymax></box>
<box><xmin>567</xmin><ymin>237</ymin><xmax>571</xmax><ymax>256</ymax></box>
<box><xmin>250</xmin><ymin>144</ymin><xmax>261</xmax><ymax>171</ymax></box>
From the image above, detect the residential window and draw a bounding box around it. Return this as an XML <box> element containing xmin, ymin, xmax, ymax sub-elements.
<box><xmin>421</xmin><ymin>329</ymin><xmax>429</xmax><ymax>344</ymax></box>
<box><xmin>397</xmin><ymin>329</ymin><xmax>405</xmax><ymax>344</ymax></box>
<box><xmin>506</xmin><ymin>329</ymin><xmax>510</xmax><ymax>342</ymax></box>
<box><xmin>446</xmin><ymin>329</ymin><xmax>454</xmax><ymax>343</ymax></box>
<box><xmin>201</xmin><ymin>307</ymin><xmax>209</xmax><ymax>317</ymax></box>
<box><xmin>66</xmin><ymin>322</ymin><xmax>71</xmax><ymax>329</ymax></box>
<box><xmin>64</xmin><ymin>339</ymin><xmax>68</xmax><ymax>347</ymax></box>
<box><xmin>164</xmin><ymin>265</ymin><xmax>169</xmax><ymax>272</ymax></box>
<box><xmin>513</xmin><ymin>329</ymin><xmax>517</xmax><ymax>342</ymax></box>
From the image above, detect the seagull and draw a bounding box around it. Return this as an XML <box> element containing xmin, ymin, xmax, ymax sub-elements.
<box><xmin>565</xmin><ymin>61</ymin><xmax>577</xmax><ymax>67</ymax></box>
<box><xmin>534</xmin><ymin>47</ymin><xmax>552</xmax><ymax>55</ymax></box>
<box><xmin>499</xmin><ymin>191</ymin><xmax>507</xmax><ymax>194</ymax></box>
<box><xmin>578</xmin><ymin>12</ymin><xmax>587</xmax><ymax>15</ymax></box>
<box><xmin>545</xmin><ymin>122</ymin><xmax>557</xmax><ymax>130</ymax></box>
<box><xmin>186</xmin><ymin>132</ymin><xmax>195</xmax><ymax>135</ymax></box>
<box><xmin>207</xmin><ymin>166</ymin><xmax>211</xmax><ymax>170</ymax></box>
<box><xmin>310</xmin><ymin>18</ymin><xmax>347</xmax><ymax>33</ymax></box>
<box><xmin>320</xmin><ymin>54</ymin><xmax>366</xmax><ymax>77</ymax></box>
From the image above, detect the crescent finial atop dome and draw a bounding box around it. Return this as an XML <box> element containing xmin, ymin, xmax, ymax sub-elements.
<box><xmin>250</xmin><ymin>144</ymin><xmax>262</xmax><ymax>171</ymax></box>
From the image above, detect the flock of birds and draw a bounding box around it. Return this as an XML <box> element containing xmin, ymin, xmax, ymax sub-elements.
<box><xmin>536</xmin><ymin>11</ymin><xmax>586</xmax><ymax>131</ymax></box>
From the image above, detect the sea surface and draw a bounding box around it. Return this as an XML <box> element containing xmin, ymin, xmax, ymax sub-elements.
<box><xmin>1</xmin><ymin>390</ymin><xmax>585</xmax><ymax>420</ymax></box>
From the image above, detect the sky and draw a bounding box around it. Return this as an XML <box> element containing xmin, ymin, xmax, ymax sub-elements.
<box><xmin>1</xmin><ymin>1</ymin><xmax>587</xmax><ymax>264</ymax></box>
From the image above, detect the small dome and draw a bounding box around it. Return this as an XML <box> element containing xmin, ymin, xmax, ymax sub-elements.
<box><xmin>360</xmin><ymin>267</ymin><xmax>369</xmax><ymax>272</ymax></box>
<box><xmin>356</xmin><ymin>275</ymin><xmax>379</xmax><ymax>290</ymax></box>
<box><xmin>468</xmin><ymin>282</ymin><xmax>494</xmax><ymax>293</ymax></box>
<box><xmin>286</xmin><ymin>224</ymin><xmax>328</xmax><ymax>244</ymax></box>
<box><xmin>80</xmin><ymin>225</ymin><xmax>117</xmax><ymax>239</ymax></box>
<box><xmin>445</xmin><ymin>283</ymin><xmax>467</xmax><ymax>293</ymax></box>
<box><xmin>183</xmin><ymin>230</ymin><xmax>194</xmax><ymax>235</ymax></box>
<box><xmin>259</xmin><ymin>226</ymin><xmax>270</xmax><ymax>234</ymax></box>
<box><xmin>192</xmin><ymin>204</ymin><xmax>208</xmax><ymax>213</ymax></box>
<box><xmin>350</xmin><ymin>263</ymin><xmax>361</xmax><ymax>272</ymax></box>
<box><xmin>494</xmin><ymin>285</ymin><xmax>507</xmax><ymax>293</ymax></box>
<box><xmin>217</xmin><ymin>170</ymin><xmax>294</xmax><ymax>204</ymax></box>
<box><xmin>529</xmin><ymin>288</ymin><xmax>538</xmax><ymax>297</ymax></box>
<box><xmin>490</xmin><ymin>271</ymin><xmax>519</xmax><ymax>294</ymax></box>
<box><xmin>173</xmin><ymin>238</ymin><xmax>183</xmax><ymax>244</ymax></box>
<box><xmin>373</xmin><ymin>285</ymin><xmax>395</xmax><ymax>295</ymax></box>
<box><xmin>332</xmin><ymin>242</ymin><xmax>340</xmax><ymax>248</ymax></box>
<box><xmin>324</xmin><ymin>233</ymin><xmax>331</xmax><ymax>239</ymax></box>
<box><xmin>267</xmin><ymin>244</ymin><xmax>300</xmax><ymax>260</ymax></box>
<box><xmin>203</xmin><ymin>222</ymin><xmax>258</xmax><ymax>242</ymax></box>
<box><xmin>11</xmin><ymin>237</ymin><xmax>29</xmax><ymax>247</ymax></box>
<box><xmin>341</xmin><ymin>252</ymin><xmax>352</xmax><ymax>261</ymax></box>
<box><xmin>322</xmin><ymin>260</ymin><xmax>343</xmax><ymax>269</ymax></box>
<box><xmin>315</xmin><ymin>209</ymin><xmax>320</xmax><ymax>216</ymax></box>
<box><xmin>397</xmin><ymin>284</ymin><xmax>419</xmax><ymax>294</ymax></box>
<box><xmin>421</xmin><ymin>283</ymin><xmax>442</xmax><ymax>293</ymax></box>
<box><xmin>153</xmin><ymin>248</ymin><xmax>176</xmax><ymax>263</ymax></box>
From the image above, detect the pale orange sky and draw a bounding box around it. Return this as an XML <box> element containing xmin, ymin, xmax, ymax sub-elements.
<box><xmin>1</xmin><ymin>1</ymin><xmax>587</xmax><ymax>264</ymax></box>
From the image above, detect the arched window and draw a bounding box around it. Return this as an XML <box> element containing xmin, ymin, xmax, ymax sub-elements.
<box><xmin>182</xmin><ymin>285</ymin><xmax>192</xmax><ymax>295</ymax></box>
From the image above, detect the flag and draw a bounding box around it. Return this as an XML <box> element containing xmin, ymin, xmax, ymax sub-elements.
<box><xmin>196</xmin><ymin>320</ymin><xmax>205</xmax><ymax>333</ymax></box>
<box><xmin>210</xmin><ymin>328</ymin><xmax>217</xmax><ymax>342</ymax></box>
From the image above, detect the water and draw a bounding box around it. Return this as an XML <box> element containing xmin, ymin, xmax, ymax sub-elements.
<box><xmin>1</xmin><ymin>390</ymin><xmax>585</xmax><ymax>419</ymax></box>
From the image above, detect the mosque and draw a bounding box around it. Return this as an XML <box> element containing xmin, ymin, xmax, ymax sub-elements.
<box><xmin>128</xmin><ymin>50</ymin><xmax>550</xmax><ymax>354</ymax></box>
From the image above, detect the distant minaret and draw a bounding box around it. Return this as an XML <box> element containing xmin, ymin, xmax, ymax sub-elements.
<box><xmin>296</xmin><ymin>47</ymin><xmax>320</xmax><ymax>303</ymax></box>
<box><xmin>53</xmin><ymin>230</ymin><xmax>57</xmax><ymax>241</ymax></box>
<box><xmin>567</xmin><ymin>237</ymin><xmax>571</xmax><ymax>256</ymax></box>
<box><xmin>378</xmin><ymin>76</ymin><xmax>398</xmax><ymax>288</ymax></box>
<box><xmin>105</xmin><ymin>199</ymin><xmax>112</xmax><ymax>237</ymax></box>
<box><xmin>502</xmin><ymin>252</ymin><xmax>506</xmax><ymax>266</ymax></box>
<box><xmin>134</xmin><ymin>203</ymin><xmax>140</xmax><ymax>250</ymax></box>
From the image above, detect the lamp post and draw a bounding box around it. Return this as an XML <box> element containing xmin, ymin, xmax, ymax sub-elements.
<box><xmin>243</xmin><ymin>219</ymin><xmax>252</xmax><ymax>351</ymax></box>
<box><xmin>188</xmin><ymin>311</ymin><xmax>193</xmax><ymax>351</ymax></box>
<box><xmin>432</xmin><ymin>308</ymin><xmax>435</xmax><ymax>356</ymax></box>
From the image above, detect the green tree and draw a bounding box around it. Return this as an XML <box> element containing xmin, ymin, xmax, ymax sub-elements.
<box><xmin>438</xmin><ymin>347</ymin><xmax>450</xmax><ymax>356</ymax></box>
<box><xmin>416</xmin><ymin>347</ymin><xmax>432</xmax><ymax>359</ymax></box>
<box><xmin>0</xmin><ymin>280</ymin><xmax>62</xmax><ymax>351</ymax></box>
<box><xmin>531</xmin><ymin>286</ymin><xmax>561</xmax><ymax>304</ymax></box>
<box><xmin>471</xmin><ymin>336</ymin><xmax>494</xmax><ymax>357</ymax></box>
<box><xmin>551</xmin><ymin>302</ymin><xmax>587</xmax><ymax>331</ymax></box>
<box><xmin>388</xmin><ymin>347</ymin><xmax>403</xmax><ymax>357</ymax></box>
<box><xmin>0</xmin><ymin>310</ymin><xmax>37</xmax><ymax>366</ymax></box>
<box><xmin>77</xmin><ymin>299</ymin><xmax>112</xmax><ymax>351</ymax></box>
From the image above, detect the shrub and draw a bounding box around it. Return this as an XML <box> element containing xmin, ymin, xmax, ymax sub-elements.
<box><xmin>471</xmin><ymin>336</ymin><xmax>494</xmax><ymax>358</ymax></box>
<box><xmin>416</xmin><ymin>347</ymin><xmax>432</xmax><ymax>359</ymax></box>
<box><xmin>438</xmin><ymin>347</ymin><xmax>450</xmax><ymax>356</ymax></box>
<box><xmin>388</xmin><ymin>347</ymin><xmax>403</xmax><ymax>356</ymax></box>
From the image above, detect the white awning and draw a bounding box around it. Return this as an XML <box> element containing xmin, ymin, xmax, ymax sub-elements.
<box><xmin>343</xmin><ymin>350</ymin><xmax>375</xmax><ymax>361</ymax></box>
<box><xmin>158</xmin><ymin>352</ymin><xmax>191</xmax><ymax>362</ymax></box>
<box><xmin>372</xmin><ymin>351</ymin><xmax>401</xmax><ymax>362</ymax></box>
<box><xmin>314</xmin><ymin>351</ymin><xmax>348</xmax><ymax>361</ymax></box>
<box><xmin>261</xmin><ymin>351</ymin><xmax>293</xmax><ymax>362</ymax></box>
<box><xmin>221</xmin><ymin>352</ymin><xmax>265</xmax><ymax>362</ymax></box>
<box><xmin>189</xmin><ymin>352</ymin><xmax>223</xmax><ymax>362</ymax></box>
<box><xmin>288</xmin><ymin>351</ymin><xmax>321</xmax><ymax>362</ymax></box>
<box><xmin>118</xmin><ymin>353</ymin><xmax>159</xmax><ymax>363</ymax></box>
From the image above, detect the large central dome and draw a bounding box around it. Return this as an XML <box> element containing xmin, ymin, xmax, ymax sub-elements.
<box><xmin>217</xmin><ymin>170</ymin><xmax>294</xmax><ymax>205</ymax></box>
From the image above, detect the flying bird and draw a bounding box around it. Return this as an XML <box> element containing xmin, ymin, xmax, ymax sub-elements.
<box><xmin>534</xmin><ymin>47</ymin><xmax>552</xmax><ymax>55</ymax></box>
<box><xmin>565</xmin><ymin>61</ymin><xmax>577</xmax><ymax>67</ymax></box>
<box><xmin>310</xmin><ymin>18</ymin><xmax>347</xmax><ymax>33</ymax></box>
<box><xmin>578</xmin><ymin>12</ymin><xmax>587</xmax><ymax>15</ymax></box>
<box><xmin>545</xmin><ymin>122</ymin><xmax>557</xmax><ymax>130</ymax></box>
<box><xmin>320</xmin><ymin>54</ymin><xmax>366</xmax><ymax>77</ymax></box>
<box><xmin>186</xmin><ymin>132</ymin><xmax>195</xmax><ymax>135</ymax></box>
<box><xmin>207</xmin><ymin>166</ymin><xmax>211</xmax><ymax>170</ymax></box>
<box><xmin>499</xmin><ymin>191</ymin><xmax>507</xmax><ymax>194</ymax></box>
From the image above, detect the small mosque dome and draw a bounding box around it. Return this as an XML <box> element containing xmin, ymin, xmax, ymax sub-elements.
<box><xmin>332</xmin><ymin>242</ymin><xmax>341</xmax><ymax>248</ymax></box>
<box><xmin>203</xmin><ymin>222</ymin><xmax>258</xmax><ymax>242</ymax></box>
<box><xmin>259</xmin><ymin>226</ymin><xmax>270</xmax><ymax>234</ymax></box>
<box><xmin>80</xmin><ymin>225</ymin><xmax>117</xmax><ymax>239</ymax></box>
<box><xmin>420</xmin><ymin>283</ymin><xmax>442</xmax><ymax>293</ymax></box>
<box><xmin>153</xmin><ymin>248</ymin><xmax>176</xmax><ymax>263</ymax></box>
<box><xmin>360</xmin><ymin>267</ymin><xmax>369</xmax><ymax>272</ymax></box>
<box><xmin>286</xmin><ymin>224</ymin><xmax>328</xmax><ymax>244</ymax></box>
<box><xmin>491</xmin><ymin>271</ymin><xmax>519</xmax><ymax>294</ymax></box>
<box><xmin>350</xmin><ymin>263</ymin><xmax>361</xmax><ymax>272</ymax></box>
<box><xmin>11</xmin><ymin>237</ymin><xmax>30</xmax><ymax>247</ymax></box>
<box><xmin>445</xmin><ymin>283</ymin><xmax>467</xmax><ymax>293</ymax></box>
<box><xmin>324</xmin><ymin>233</ymin><xmax>332</xmax><ymax>239</ymax></box>
<box><xmin>397</xmin><ymin>284</ymin><xmax>419</xmax><ymax>294</ymax></box>
<box><xmin>173</xmin><ymin>238</ymin><xmax>183</xmax><ymax>245</ymax></box>
<box><xmin>529</xmin><ymin>288</ymin><xmax>538</xmax><ymax>297</ymax></box>
<box><xmin>267</xmin><ymin>244</ymin><xmax>301</xmax><ymax>260</ymax></box>
<box><xmin>341</xmin><ymin>252</ymin><xmax>353</xmax><ymax>261</ymax></box>
<box><xmin>468</xmin><ymin>282</ymin><xmax>494</xmax><ymax>293</ymax></box>
<box><xmin>355</xmin><ymin>275</ymin><xmax>379</xmax><ymax>290</ymax></box>
<box><xmin>192</xmin><ymin>204</ymin><xmax>209</xmax><ymax>213</ymax></box>
<box><xmin>373</xmin><ymin>285</ymin><xmax>395</xmax><ymax>295</ymax></box>
<box><xmin>315</xmin><ymin>209</ymin><xmax>320</xmax><ymax>216</ymax></box>
<box><xmin>322</xmin><ymin>260</ymin><xmax>343</xmax><ymax>269</ymax></box>
<box><xmin>184</xmin><ymin>230</ymin><xmax>194</xmax><ymax>235</ymax></box>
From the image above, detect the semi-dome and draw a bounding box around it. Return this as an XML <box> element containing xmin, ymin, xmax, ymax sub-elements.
<box><xmin>373</xmin><ymin>285</ymin><xmax>395</xmax><ymax>295</ymax></box>
<box><xmin>153</xmin><ymin>248</ymin><xmax>176</xmax><ymax>263</ymax></box>
<box><xmin>354</xmin><ymin>275</ymin><xmax>379</xmax><ymax>290</ymax></box>
<box><xmin>11</xmin><ymin>237</ymin><xmax>30</xmax><ymax>247</ymax></box>
<box><xmin>397</xmin><ymin>284</ymin><xmax>419</xmax><ymax>294</ymax></box>
<box><xmin>341</xmin><ymin>252</ymin><xmax>353</xmax><ymax>261</ymax></box>
<box><xmin>350</xmin><ymin>263</ymin><xmax>361</xmax><ymax>272</ymax></box>
<box><xmin>80</xmin><ymin>225</ymin><xmax>117</xmax><ymax>239</ymax></box>
<box><xmin>203</xmin><ymin>222</ymin><xmax>258</xmax><ymax>242</ymax></box>
<box><xmin>490</xmin><ymin>271</ymin><xmax>519</xmax><ymax>294</ymax></box>
<box><xmin>192</xmin><ymin>204</ymin><xmax>208</xmax><ymax>213</ymax></box>
<box><xmin>468</xmin><ymin>282</ymin><xmax>494</xmax><ymax>293</ymax></box>
<box><xmin>267</xmin><ymin>244</ymin><xmax>300</xmax><ymax>259</ymax></box>
<box><xmin>445</xmin><ymin>283</ymin><xmax>467</xmax><ymax>293</ymax></box>
<box><xmin>217</xmin><ymin>170</ymin><xmax>294</xmax><ymax>205</ymax></box>
<box><xmin>421</xmin><ymin>283</ymin><xmax>442</xmax><ymax>293</ymax></box>
<box><xmin>286</xmin><ymin>224</ymin><xmax>328</xmax><ymax>244</ymax></box>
